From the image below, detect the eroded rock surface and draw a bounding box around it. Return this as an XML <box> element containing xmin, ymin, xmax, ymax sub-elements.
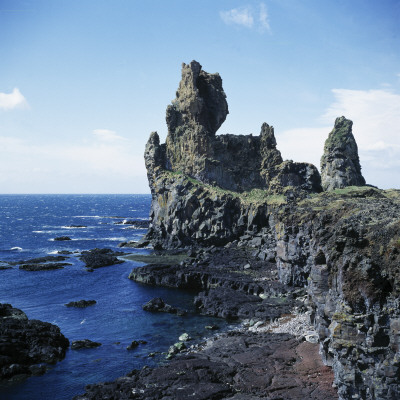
<box><xmin>145</xmin><ymin>60</ymin><xmax>322</xmax><ymax>193</ymax></box>
<box><xmin>74</xmin><ymin>331</ymin><xmax>336</xmax><ymax>400</ymax></box>
<box><xmin>0</xmin><ymin>303</ymin><xmax>69</xmax><ymax>382</ymax></box>
<box><xmin>321</xmin><ymin>116</ymin><xmax>366</xmax><ymax>191</ymax></box>
<box><xmin>123</xmin><ymin>61</ymin><xmax>400</xmax><ymax>399</ymax></box>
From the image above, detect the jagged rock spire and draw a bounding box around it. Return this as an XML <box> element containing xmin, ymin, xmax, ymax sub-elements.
<box><xmin>320</xmin><ymin>116</ymin><xmax>366</xmax><ymax>191</ymax></box>
<box><xmin>165</xmin><ymin>60</ymin><xmax>229</xmax><ymax>136</ymax></box>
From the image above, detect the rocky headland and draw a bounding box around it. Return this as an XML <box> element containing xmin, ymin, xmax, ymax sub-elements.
<box><xmin>79</xmin><ymin>61</ymin><xmax>400</xmax><ymax>399</ymax></box>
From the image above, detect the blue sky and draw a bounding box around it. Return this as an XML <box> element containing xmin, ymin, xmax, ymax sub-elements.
<box><xmin>1</xmin><ymin>0</ymin><xmax>399</xmax><ymax>193</ymax></box>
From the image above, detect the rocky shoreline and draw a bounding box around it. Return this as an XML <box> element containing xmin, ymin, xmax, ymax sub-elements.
<box><xmin>0</xmin><ymin>303</ymin><xmax>69</xmax><ymax>383</ymax></box>
<box><xmin>115</xmin><ymin>60</ymin><xmax>400</xmax><ymax>399</ymax></box>
<box><xmin>74</xmin><ymin>244</ymin><xmax>338</xmax><ymax>399</ymax></box>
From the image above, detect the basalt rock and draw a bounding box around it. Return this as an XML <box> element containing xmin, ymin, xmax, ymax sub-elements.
<box><xmin>145</xmin><ymin>60</ymin><xmax>322</xmax><ymax>194</ymax></box>
<box><xmin>74</xmin><ymin>331</ymin><xmax>337</xmax><ymax>400</ymax></box>
<box><xmin>321</xmin><ymin>116</ymin><xmax>366</xmax><ymax>191</ymax></box>
<box><xmin>65</xmin><ymin>300</ymin><xmax>97</xmax><ymax>308</ymax></box>
<box><xmin>131</xmin><ymin>61</ymin><xmax>400</xmax><ymax>399</ymax></box>
<box><xmin>0</xmin><ymin>303</ymin><xmax>69</xmax><ymax>382</ymax></box>
<box><xmin>79</xmin><ymin>248</ymin><xmax>124</xmax><ymax>269</ymax></box>
<box><xmin>71</xmin><ymin>339</ymin><xmax>101</xmax><ymax>350</ymax></box>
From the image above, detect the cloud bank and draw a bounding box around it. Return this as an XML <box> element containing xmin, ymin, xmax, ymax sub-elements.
<box><xmin>0</xmin><ymin>130</ymin><xmax>147</xmax><ymax>193</ymax></box>
<box><xmin>278</xmin><ymin>88</ymin><xmax>400</xmax><ymax>189</ymax></box>
<box><xmin>0</xmin><ymin>88</ymin><xmax>28</xmax><ymax>110</ymax></box>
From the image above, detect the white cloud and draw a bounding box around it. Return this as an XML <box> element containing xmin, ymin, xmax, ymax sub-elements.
<box><xmin>278</xmin><ymin>88</ymin><xmax>400</xmax><ymax>189</ymax></box>
<box><xmin>220</xmin><ymin>3</ymin><xmax>271</xmax><ymax>33</ymax></box>
<box><xmin>259</xmin><ymin>3</ymin><xmax>271</xmax><ymax>32</ymax></box>
<box><xmin>0</xmin><ymin>88</ymin><xmax>28</xmax><ymax>110</ymax></box>
<box><xmin>92</xmin><ymin>129</ymin><xmax>127</xmax><ymax>142</ymax></box>
<box><xmin>322</xmin><ymin>89</ymin><xmax>400</xmax><ymax>152</ymax></box>
<box><xmin>220</xmin><ymin>7</ymin><xmax>254</xmax><ymax>28</ymax></box>
<box><xmin>0</xmin><ymin>132</ymin><xmax>147</xmax><ymax>193</ymax></box>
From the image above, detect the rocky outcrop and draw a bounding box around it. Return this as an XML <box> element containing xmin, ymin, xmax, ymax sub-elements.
<box><xmin>142</xmin><ymin>297</ymin><xmax>187</xmax><ymax>316</ymax></box>
<box><xmin>125</xmin><ymin>61</ymin><xmax>400</xmax><ymax>399</ymax></box>
<box><xmin>79</xmin><ymin>248</ymin><xmax>124</xmax><ymax>269</ymax></box>
<box><xmin>270</xmin><ymin>187</ymin><xmax>400</xmax><ymax>399</ymax></box>
<box><xmin>71</xmin><ymin>340</ymin><xmax>101</xmax><ymax>350</ymax></box>
<box><xmin>145</xmin><ymin>60</ymin><xmax>322</xmax><ymax>194</ymax></box>
<box><xmin>0</xmin><ymin>303</ymin><xmax>69</xmax><ymax>382</ymax></box>
<box><xmin>321</xmin><ymin>116</ymin><xmax>366</xmax><ymax>191</ymax></box>
<box><xmin>65</xmin><ymin>300</ymin><xmax>97</xmax><ymax>308</ymax></box>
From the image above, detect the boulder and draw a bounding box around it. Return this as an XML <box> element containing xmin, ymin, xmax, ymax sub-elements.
<box><xmin>142</xmin><ymin>297</ymin><xmax>187</xmax><ymax>316</ymax></box>
<box><xmin>0</xmin><ymin>303</ymin><xmax>69</xmax><ymax>382</ymax></box>
<box><xmin>79</xmin><ymin>248</ymin><xmax>124</xmax><ymax>269</ymax></box>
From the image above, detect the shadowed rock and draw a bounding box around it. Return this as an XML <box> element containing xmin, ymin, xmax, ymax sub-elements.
<box><xmin>0</xmin><ymin>303</ymin><xmax>69</xmax><ymax>382</ymax></box>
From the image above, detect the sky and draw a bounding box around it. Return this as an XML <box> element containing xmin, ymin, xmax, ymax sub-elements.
<box><xmin>1</xmin><ymin>0</ymin><xmax>400</xmax><ymax>194</ymax></box>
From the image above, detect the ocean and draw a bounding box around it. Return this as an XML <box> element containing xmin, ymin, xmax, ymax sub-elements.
<box><xmin>0</xmin><ymin>194</ymin><xmax>229</xmax><ymax>400</ymax></box>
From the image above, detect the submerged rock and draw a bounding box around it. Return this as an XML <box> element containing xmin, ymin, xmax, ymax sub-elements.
<box><xmin>19</xmin><ymin>262</ymin><xmax>71</xmax><ymax>271</ymax></box>
<box><xmin>0</xmin><ymin>303</ymin><xmax>69</xmax><ymax>382</ymax></box>
<box><xmin>65</xmin><ymin>300</ymin><xmax>97</xmax><ymax>308</ymax></box>
<box><xmin>71</xmin><ymin>339</ymin><xmax>101</xmax><ymax>350</ymax></box>
<box><xmin>320</xmin><ymin>116</ymin><xmax>366</xmax><ymax>191</ymax></box>
<box><xmin>54</xmin><ymin>236</ymin><xmax>72</xmax><ymax>241</ymax></box>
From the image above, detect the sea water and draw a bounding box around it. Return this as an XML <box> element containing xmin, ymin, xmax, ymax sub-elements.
<box><xmin>0</xmin><ymin>195</ymin><xmax>230</xmax><ymax>400</ymax></box>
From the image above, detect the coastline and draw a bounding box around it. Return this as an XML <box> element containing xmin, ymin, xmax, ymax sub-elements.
<box><xmin>74</xmin><ymin>243</ymin><xmax>337</xmax><ymax>399</ymax></box>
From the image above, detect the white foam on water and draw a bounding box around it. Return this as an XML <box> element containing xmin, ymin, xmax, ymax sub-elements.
<box><xmin>10</xmin><ymin>246</ymin><xmax>22</xmax><ymax>251</ymax></box>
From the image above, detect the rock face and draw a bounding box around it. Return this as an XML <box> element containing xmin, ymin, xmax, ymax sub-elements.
<box><xmin>145</xmin><ymin>60</ymin><xmax>322</xmax><ymax>193</ymax></box>
<box><xmin>128</xmin><ymin>61</ymin><xmax>400</xmax><ymax>399</ymax></box>
<box><xmin>0</xmin><ymin>303</ymin><xmax>69</xmax><ymax>382</ymax></box>
<box><xmin>321</xmin><ymin>116</ymin><xmax>366</xmax><ymax>191</ymax></box>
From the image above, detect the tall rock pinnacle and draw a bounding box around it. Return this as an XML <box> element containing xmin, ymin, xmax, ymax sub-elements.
<box><xmin>320</xmin><ymin>116</ymin><xmax>366</xmax><ymax>191</ymax></box>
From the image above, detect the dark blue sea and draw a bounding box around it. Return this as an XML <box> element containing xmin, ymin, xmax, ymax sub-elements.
<box><xmin>0</xmin><ymin>194</ymin><xmax>229</xmax><ymax>400</ymax></box>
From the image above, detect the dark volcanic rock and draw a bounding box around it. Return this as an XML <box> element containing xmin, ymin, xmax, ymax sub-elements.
<box><xmin>71</xmin><ymin>340</ymin><xmax>101</xmax><ymax>350</ymax></box>
<box><xmin>145</xmin><ymin>60</ymin><xmax>322</xmax><ymax>194</ymax></box>
<box><xmin>194</xmin><ymin>287</ymin><xmax>295</xmax><ymax>320</ymax></box>
<box><xmin>79</xmin><ymin>248</ymin><xmax>124</xmax><ymax>269</ymax></box>
<box><xmin>74</xmin><ymin>331</ymin><xmax>337</xmax><ymax>400</ymax></box>
<box><xmin>19</xmin><ymin>262</ymin><xmax>71</xmax><ymax>271</ymax></box>
<box><xmin>8</xmin><ymin>255</ymin><xmax>68</xmax><ymax>266</ymax></box>
<box><xmin>320</xmin><ymin>116</ymin><xmax>366</xmax><ymax>191</ymax></box>
<box><xmin>0</xmin><ymin>303</ymin><xmax>69</xmax><ymax>382</ymax></box>
<box><xmin>142</xmin><ymin>297</ymin><xmax>187</xmax><ymax>316</ymax></box>
<box><xmin>54</xmin><ymin>236</ymin><xmax>72</xmax><ymax>241</ymax></box>
<box><xmin>65</xmin><ymin>300</ymin><xmax>97</xmax><ymax>308</ymax></box>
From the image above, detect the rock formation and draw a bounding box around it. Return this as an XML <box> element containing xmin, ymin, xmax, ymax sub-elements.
<box><xmin>321</xmin><ymin>116</ymin><xmax>366</xmax><ymax>191</ymax></box>
<box><xmin>0</xmin><ymin>303</ymin><xmax>69</xmax><ymax>382</ymax></box>
<box><xmin>145</xmin><ymin>60</ymin><xmax>322</xmax><ymax>193</ymax></box>
<box><xmin>92</xmin><ymin>61</ymin><xmax>400</xmax><ymax>399</ymax></box>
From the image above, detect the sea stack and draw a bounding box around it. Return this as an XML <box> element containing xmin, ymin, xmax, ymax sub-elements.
<box><xmin>320</xmin><ymin>116</ymin><xmax>366</xmax><ymax>191</ymax></box>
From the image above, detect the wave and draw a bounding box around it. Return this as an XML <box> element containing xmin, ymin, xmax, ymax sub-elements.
<box><xmin>10</xmin><ymin>246</ymin><xmax>23</xmax><ymax>251</ymax></box>
<box><xmin>61</xmin><ymin>226</ymin><xmax>89</xmax><ymax>229</ymax></box>
<box><xmin>48</xmin><ymin>237</ymin><xmax>126</xmax><ymax>242</ymax></box>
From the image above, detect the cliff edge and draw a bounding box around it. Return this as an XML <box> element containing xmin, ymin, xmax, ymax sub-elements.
<box><xmin>132</xmin><ymin>61</ymin><xmax>400</xmax><ymax>399</ymax></box>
